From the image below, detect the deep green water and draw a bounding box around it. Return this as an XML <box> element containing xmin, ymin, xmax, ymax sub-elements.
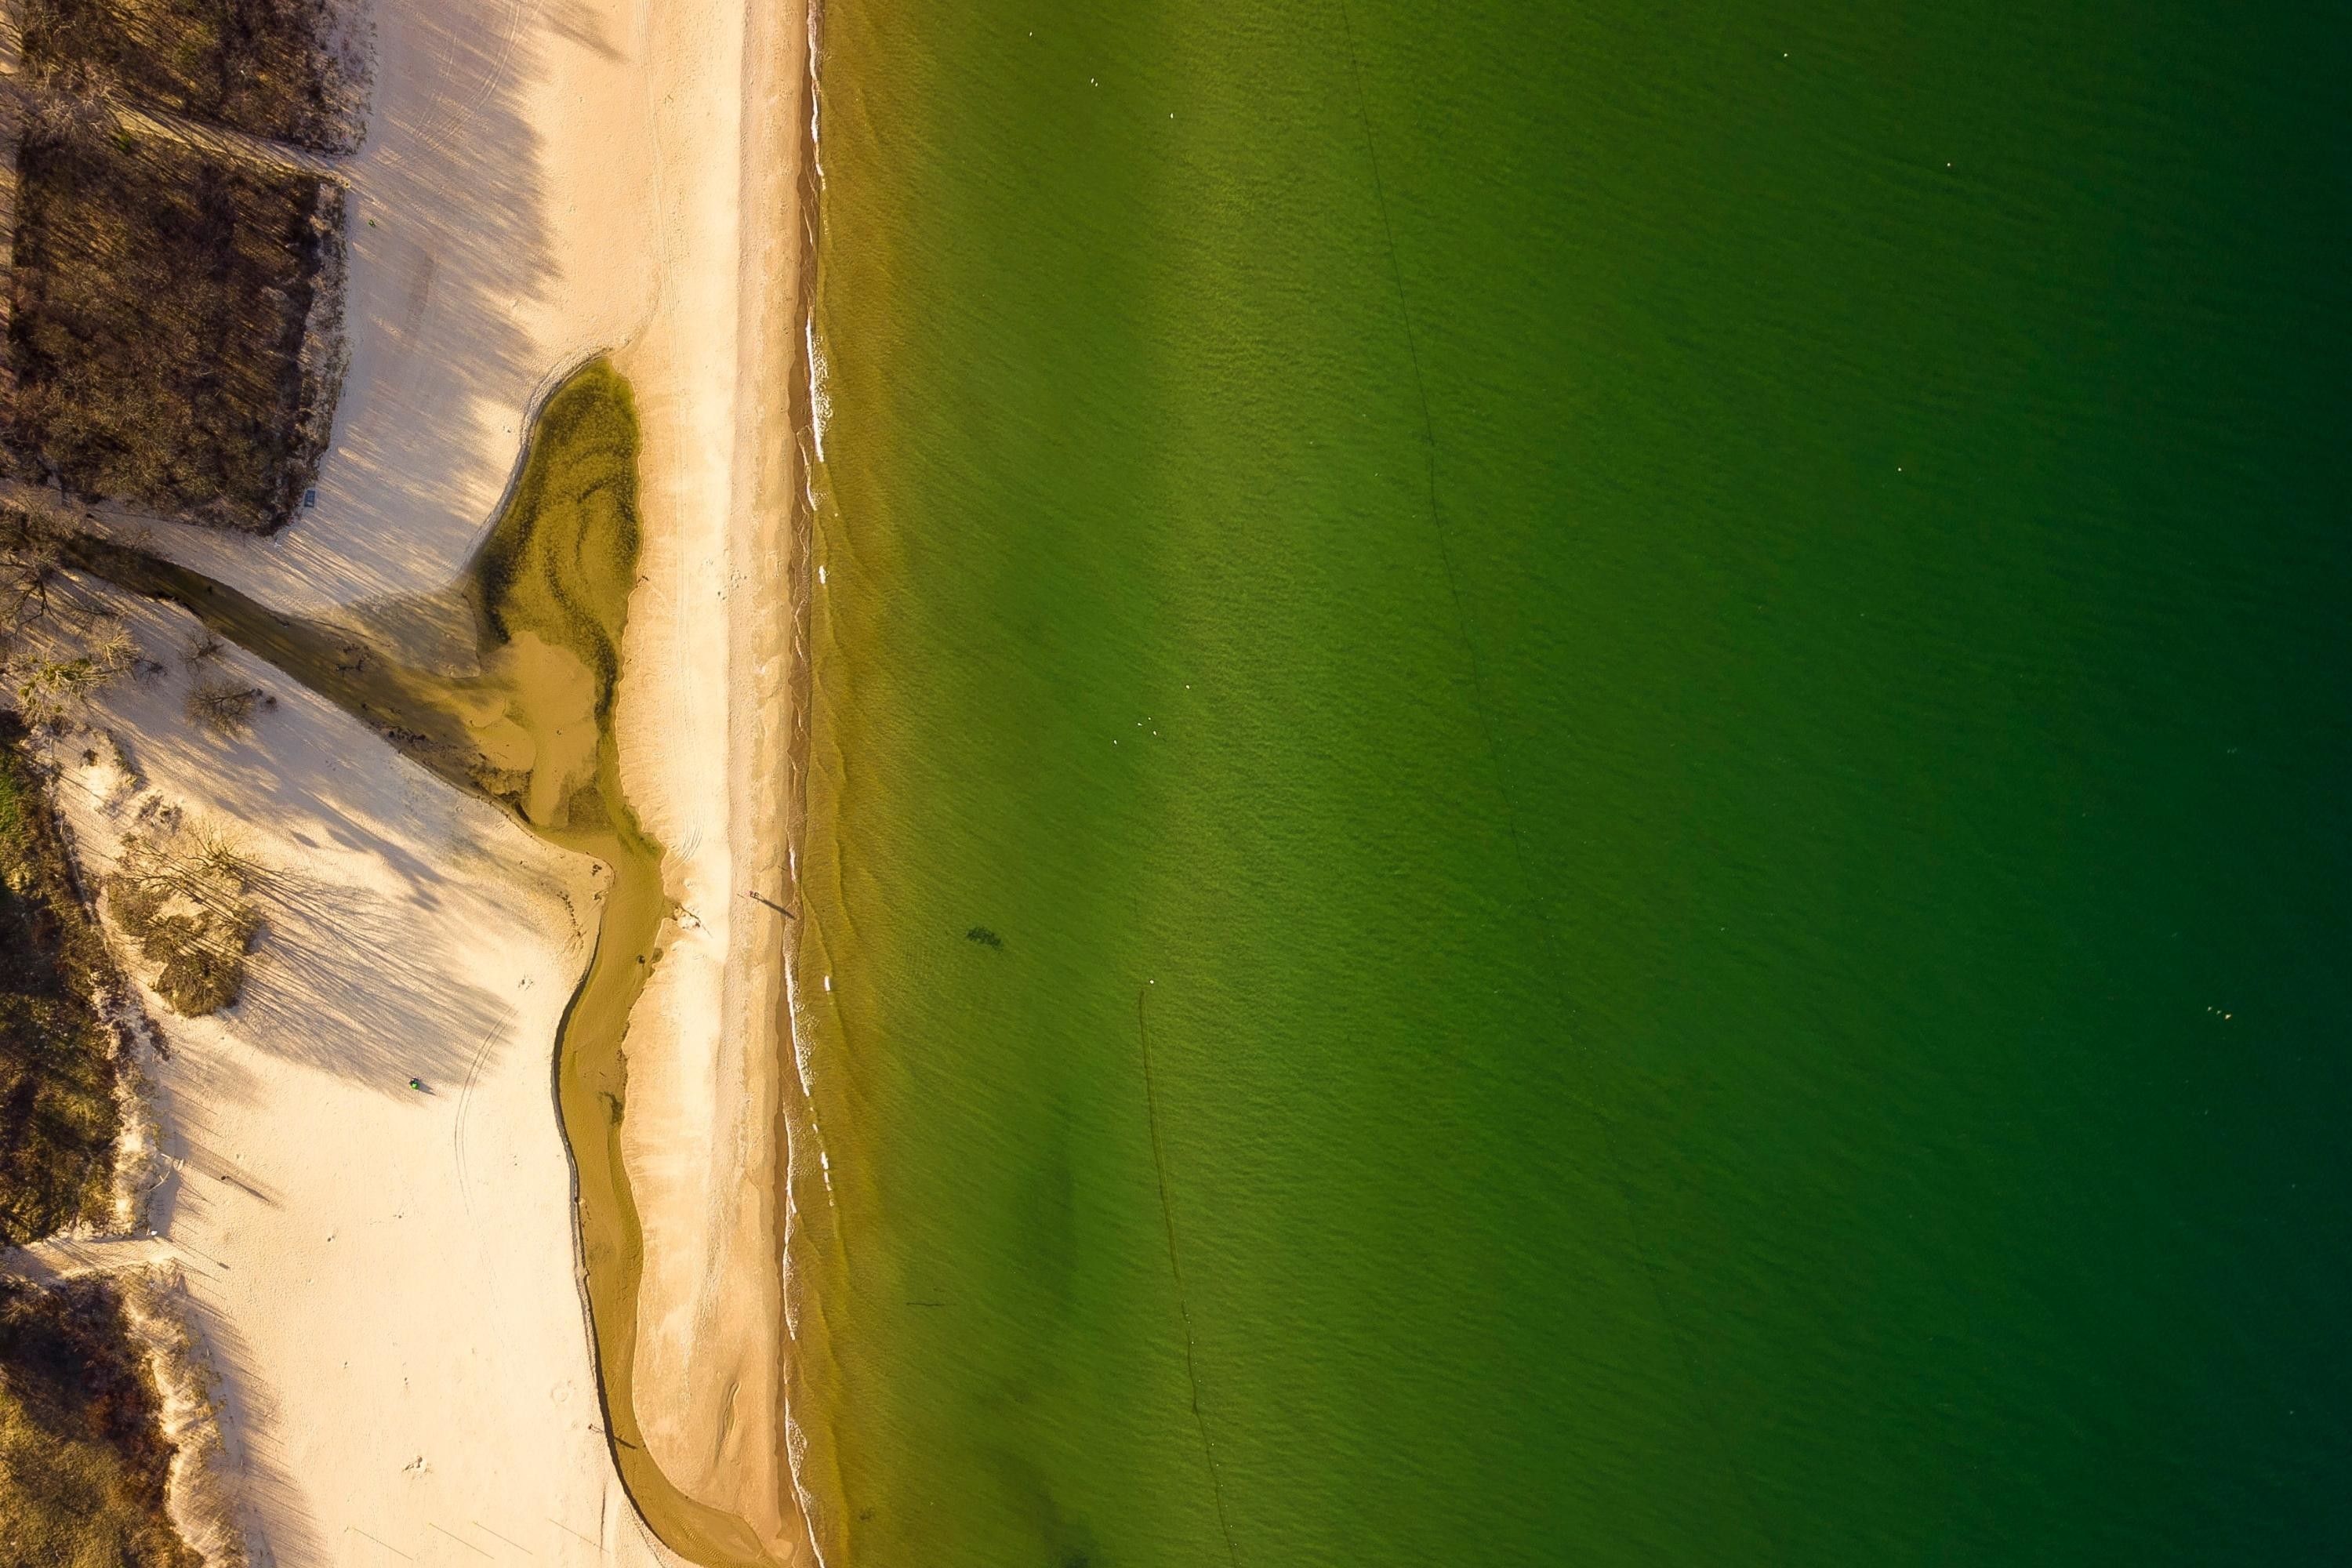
<box><xmin>793</xmin><ymin>4</ymin><xmax>2350</xmax><ymax>1564</ymax></box>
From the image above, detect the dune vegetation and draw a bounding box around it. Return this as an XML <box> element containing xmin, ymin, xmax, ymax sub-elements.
<box><xmin>2</xmin><ymin>116</ymin><xmax>344</xmax><ymax>532</ymax></box>
<box><xmin>17</xmin><ymin>0</ymin><xmax>367</xmax><ymax>153</ymax></box>
<box><xmin>0</xmin><ymin>1274</ymin><xmax>198</xmax><ymax>1567</ymax></box>
<box><xmin>0</xmin><ymin>717</ymin><xmax>122</xmax><ymax>1247</ymax></box>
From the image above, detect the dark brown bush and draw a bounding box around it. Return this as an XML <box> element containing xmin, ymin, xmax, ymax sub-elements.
<box><xmin>18</xmin><ymin>0</ymin><xmax>367</xmax><ymax>153</ymax></box>
<box><xmin>0</xmin><ymin>717</ymin><xmax>122</xmax><ymax>1247</ymax></box>
<box><xmin>0</xmin><ymin>1275</ymin><xmax>201</xmax><ymax>1565</ymax></box>
<box><xmin>3</xmin><ymin>122</ymin><xmax>344</xmax><ymax>532</ymax></box>
<box><xmin>103</xmin><ymin>815</ymin><xmax>259</xmax><ymax>1017</ymax></box>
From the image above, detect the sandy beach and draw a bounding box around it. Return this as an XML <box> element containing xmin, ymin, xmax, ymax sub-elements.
<box><xmin>54</xmin><ymin>598</ymin><xmax>680</xmax><ymax>1564</ymax></box>
<box><xmin>604</xmin><ymin>0</ymin><xmax>811</xmax><ymax>1553</ymax></box>
<box><xmin>45</xmin><ymin>0</ymin><xmax>815</xmax><ymax>1560</ymax></box>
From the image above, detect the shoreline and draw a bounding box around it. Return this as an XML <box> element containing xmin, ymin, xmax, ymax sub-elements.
<box><xmin>777</xmin><ymin>0</ymin><xmax>835</xmax><ymax>1548</ymax></box>
<box><xmin>601</xmin><ymin>0</ymin><xmax>817</xmax><ymax>1558</ymax></box>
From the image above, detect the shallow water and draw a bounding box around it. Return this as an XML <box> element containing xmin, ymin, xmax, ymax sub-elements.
<box><xmin>796</xmin><ymin>4</ymin><xmax>2352</xmax><ymax>1563</ymax></box>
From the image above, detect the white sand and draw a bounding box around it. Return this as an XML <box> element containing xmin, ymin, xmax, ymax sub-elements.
<box><xmin>55</xmin><ymin>0</ymin><xmax>815</xmax><ymax>1559</ymax></box>
<box><xmin>55</xmin><ymin>597</ymin><xmax>675</xmax><ymax>1566</ymax></box>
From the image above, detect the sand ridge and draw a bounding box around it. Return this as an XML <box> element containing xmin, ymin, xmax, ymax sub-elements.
<box><xmin>607</xmin><ymin>0</ymin><xmax>812</xmax><ymax>1555</ymax></box>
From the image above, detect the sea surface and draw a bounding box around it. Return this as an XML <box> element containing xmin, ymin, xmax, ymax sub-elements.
<box><xmin>792</xmin><ymin>4</ymin><xmax>2350</xmax><ymax>1563</ymax></box>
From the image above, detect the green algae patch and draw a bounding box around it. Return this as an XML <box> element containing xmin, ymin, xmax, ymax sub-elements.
<box><xmin>464</xmin><ymin>362</ymin><xmax>643</xmax><ymax>833</ymax></box>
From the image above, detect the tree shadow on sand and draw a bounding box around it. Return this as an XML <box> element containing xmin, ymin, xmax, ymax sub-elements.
<box><xmin>234</xmin><ymin>865</ymin><xmax>515</xmax><ymax>1098</ymax></box>
<box><xmin>163</xmin><ymin>1270</ymin><xmax>332</xmax><ymax>1568</ymax></box>
<box><xmin>95</xmin><ymin>0</ymin><xmax>575</xmax><ymax>612</ymax></box>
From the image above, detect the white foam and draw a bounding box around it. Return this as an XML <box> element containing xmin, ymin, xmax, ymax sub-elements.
<box><xmin>782</xmin><ymin>20</ymin><xmax>839</xmax><ymax>1565</ymax></box>
<box><xmin>806</xmin><ymin>2</ymin><xmax>827</xmax><ymax>184</ymax></box>
<box><xmin>806</xmin><ymin>318</ymin><xmax>832</xmax><ymax>463</ymax></box>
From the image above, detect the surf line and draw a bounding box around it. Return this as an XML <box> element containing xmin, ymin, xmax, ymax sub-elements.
<box><xmin>1134</xmin><ymin>985</ymin><xmax>1243</xmax><ymax>1568</ymax></box>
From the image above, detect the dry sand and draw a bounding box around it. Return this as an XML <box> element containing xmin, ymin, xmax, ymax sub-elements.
<box><xmin>53</xmin><ymin>0</ymin><xmax>815</xmax><ymax>1559</ymax></box>
<box><xmin>54</xmin><ymin>601</ymin><xmax>677</xmax><ymax>1566</ymax></box>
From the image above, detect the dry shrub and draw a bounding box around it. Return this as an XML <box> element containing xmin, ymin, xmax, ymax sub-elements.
<box><xmin>102</xmin><ymin>812</ymin><xmax>260</xmax><ymax>1016</ymax></box>
<box><xmin>2</xmin><ymin>122</ymin><xmax>344</xmax><ymax>531</ymax></box>
<box><xmin>0</xmin><ymin>504</ymin><xmax>143</xmax><ymax>726</ymax></box>
<box><xmin>5</xmin><ymin>621</ymin><xmax>137</xmax><ymax>726</ymax></box>
<box><xmin>18</xmin><ymin>0</ymin><xmax>371</xmax><ymax>154</ymax></box>
<box><xmin>0</xmin><ymin>1274</ymin><xmax>201</xmax><ymax>1566</ymax></box>
<box><xmin>183</xmin><ymin>677</ymin><xmax>267</xmax><ymax>737</ymax></box>
<box><xmin>0</xmin><ymin>717</ymin><xmax>125</xmax><ymax>1244</ymax></box>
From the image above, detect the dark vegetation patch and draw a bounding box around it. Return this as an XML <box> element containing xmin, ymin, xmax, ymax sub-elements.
<box><xmin>0</xmin><ymin>1274</ymin><xmax>199</xmax><ymax>1566</ymax></box>
<box><xmin>18</xmin><ymin>0</ymin><xmax>366</xmax><ymax>152</ymax></box>
<box><xmin>0</xmin><ymin>715</ymin><xmax>122</xmax><ymax>1247</ymax></box>
<box><xmin>0</xmin><ymin>503</ymin><xmax>143</xmax><ymax>726</ymax></box>
<box><xmin>2</xmin><ymin>119</ymin><xmax>345</xmax><ymax>532</ymax></box>
<box><xmin>103</xmin><ymin>814</ymin><xmax>258</xmax><ymax>1018</ymax></box>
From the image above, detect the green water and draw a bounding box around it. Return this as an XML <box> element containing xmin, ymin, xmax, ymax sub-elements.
<box><xmin>795</xmin><ymin>3</ymin><xmax>2350</xmax><ymax>1564</ymax></box>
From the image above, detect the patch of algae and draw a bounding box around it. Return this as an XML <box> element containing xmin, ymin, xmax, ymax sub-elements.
<box><xmin>72</xmin><ymin>360</ymin><xmax>772</xmax><ymax>1567</ymax></box>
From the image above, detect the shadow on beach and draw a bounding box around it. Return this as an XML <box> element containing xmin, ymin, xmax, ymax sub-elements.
<box><xmin>108</xmin><ymin>0</ymin><xmax>568</xmax><ymax>612</ymax></box>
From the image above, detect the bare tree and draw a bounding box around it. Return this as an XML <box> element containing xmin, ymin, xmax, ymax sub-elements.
<box><xmin>184</xmin><ymin>676</ymin><xmax>272</xmax><ymax>737</ymax></box>
<box><xmin>103</xmin><ymin>811</ymin><xmax>264</xmax><ymax>1016</ymax></box>
<box><xmin>0</xmin><ymin>503</ymin><xmax>143</xmax><ymax>725</ymax></box>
